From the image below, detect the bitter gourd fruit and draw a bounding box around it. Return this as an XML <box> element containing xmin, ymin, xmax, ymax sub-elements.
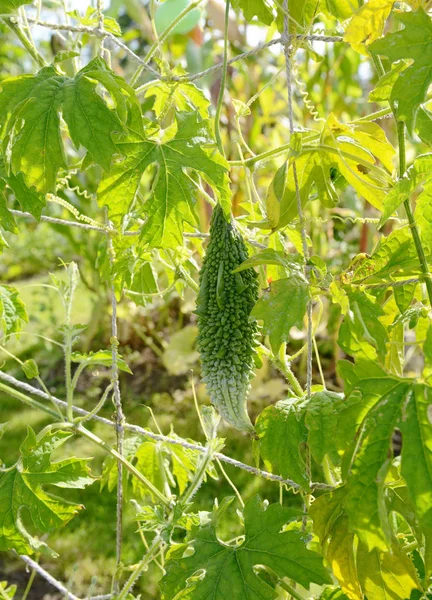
<box><xmin>196</xmin><ymin>204</ymin><xmax>259</xmax><ymax>433</ymax></box>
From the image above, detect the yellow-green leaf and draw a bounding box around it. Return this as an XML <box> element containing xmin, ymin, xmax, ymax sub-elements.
<box><xmin>344</xmin><ymin>0</ymin><xmax>393</xmax><ymax>54</ymax></box>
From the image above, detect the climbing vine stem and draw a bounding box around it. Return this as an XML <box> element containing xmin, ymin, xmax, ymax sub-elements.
<box><xmin>214</xmin><ymin>0</ymin><xmax>230</xmax><ymax>156</ymax></box>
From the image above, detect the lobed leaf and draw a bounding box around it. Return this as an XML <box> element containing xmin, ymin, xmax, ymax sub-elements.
<box><xmin>370</xmin><ymin>10</ymin><xmax>432</xmax><ymax>133</ymax></box>
<box><xmin>161</xmin><ymin>495</ymin><xmax>331</xmax><ymax>599</ymax></box>
<box><xmin>0</xmin><ymin>428</ymin><xmax>94</xmax><ymax>556</ymax></box>
<box><xmin>99</xmin><ymin>110</ymin><xmax>230</xmax><ymax>247</ymax></box>
<box><xmin>0</xmin><ymin>58</ymin><xmax>131</xmax><ymax>193</ymax></box>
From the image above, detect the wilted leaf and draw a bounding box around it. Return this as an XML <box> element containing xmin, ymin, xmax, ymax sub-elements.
<box><xmin>344</xmin><ymin>0</ymin><xmax>393</xmax><ymax>53</ymax></box>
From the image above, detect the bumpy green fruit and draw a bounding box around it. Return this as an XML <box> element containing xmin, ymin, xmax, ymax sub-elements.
<box><xmin>196</xmin><ymin>204</ymin><xmax>259</xmax><ymax>433</ymax></box>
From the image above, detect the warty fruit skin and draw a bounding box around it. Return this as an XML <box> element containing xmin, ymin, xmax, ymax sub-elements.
<box><xmin>196</xmin><ymin>204</ymin><xmax>259</xmax><ymax>433</ymax></box>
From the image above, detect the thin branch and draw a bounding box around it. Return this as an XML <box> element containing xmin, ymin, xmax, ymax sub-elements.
<box><xmin>214</xmin><ymin>0</ymin><xmax>230</xmax><ymax>155</ymax></box>
<box><xmin>3</xmin><ymin>17</ymin><xmax>47</xmax><ymax>67</ymax></box>
<box><xmin>11</xmin><ymin>209</ymin><xmax>113</xmax><ymax>234</ymax></box>
<box><xmin>20</xmin><ymin>556</ymin><xmax>81</xmax><ymax>600</ymax></box>
<box><xmin>185</xmin><ymin>33</ymin><xmax>343</xmax><ymax>84</ymax></box>
<box><xmin>24</xmin><ymin>16</ymin><xmax>343</xmax><ymax>85</ymax></box>
<box><xmin>10</xmin><ymin>210</ymin><xmax>263</xmax><ymax>247</ymax></box>
<box><xmin>25</xmin><ymin>16</ymin><xmax>161</xmax><ymax>78</ymax></box>
<box><xmin>116</xmin><ymin>536</ymin><xmax>163</xmax><ymax>600</ymax></box>
<box><xmin>143</xmin><ymin>0</ymin><xmax>207</xmax><ymax>64</ymax></box>
<box><xmin>0</xmin><ymin>371</ymin><xmax>331</xmax><ymax>490</ymax></box>
<box><xmin>107</xmin><ymin>234</ymin><xmax>125</xmax><ymax>595</ymax></box>
<box><xmin>283</xmin><ymin>2</ymin><xmax>313</xmax><ymax>507</ymax></box>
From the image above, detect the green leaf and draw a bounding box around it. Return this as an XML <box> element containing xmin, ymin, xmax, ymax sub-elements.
<box><xmin>379</xmin><ymin>153</ymin><xmax>432</xmax><ymax>227</ymax></box>
<box><xmin>0</xmin><ymin>427</ymin><xmax>94</xmax><ymax>555</ymax></box>
<box><xmin>100</xmin><ymin>435</ymin><xmax>143</xmax><ymax>492</ymax></box>
<box><xmin>0</xmin><ymin>193</ymin><xmax>17</xmax><ymax>234</ymax></box>
<box><xmin>269</xmin><ymin>152</ymin><xmax>337</xmax><ymax>228</ymax></box>
<box><xmin>416</xmin><ymin>107</ymin><xmax>432</xmax><ymax>147</ymax></box>
<box><xmin>99</xmin><ymin>110</ymin><xmax>230</xmax><ymax>247</ymax></box>
<box><xmin>126</xmin><ymin>261</ymin><xmax>159</xmax><ymax>306</ymax></box>
<box><xmin>310</xmin><ymin>488</ymin><xmax>362</xmax><ymax>600</ymax></box>
<box><xmin>0</xmin><ymin>0</ymin><xmax>32</xmax><ymax>14</ymax></box>
<box><xmin>311</xmin><ymin>486</ymin><xmax>421</xmax><ymax>599</ymax></box>
<box><xmin>345</xmin><ymin>382</ymin><xmax>410</xmax><ymax>550</ymax></box>
<box><xmin>325</xmin><ymin>515</ymin><xmax>362</xmax><ymax>600</ymax></box>
<box><xmin>132</xmin><ymin>442</ymin><xmax>165</xmax><ymax>500</ymax></box>
<box><xmin>0</xmin><ymin>152</ymin><xmax>46</xmax><ymax>224</ymax></box>
<box><xmin>424</xmin><ymin>325</ymin><xmax>432</xmax><ymax>382</ymax></box>
<box><xmin>276</xmin><ymin>0</ymin><xmax>320</xmax><ymax>33</ymax></box>
<box><xmin>71</xmin><ymin>350</ymin><xmax>132</xmax><ymax>374</ymax></box>
<box><xmin>233</xmin><ymin>249</ymin><xmax>304</xmax><ymax>276</ymax></box>
<box><xmin>394</xmin><ymin>280</ymin><xmax>418</xmax><ymax>313</ymax></box>
<box><xmin>155</xmin><ymin>0</ymin><xmax>201</xmax><ymax>35</ymax></box>
<box><xmin>369</xmin><ymin>62</ymin><xmax>408</xmax><ymax>103</ymax></box>
<box><xmin>0</xmin><ymin>581</ymin><xmax>16</xmax><ymax>600</ymax></box>
<box><xmin>0</xmin><ymin>284</ymin><xmax>28</xmax><ymax>340</ymax></box>
<box><xmin>317</xmin><ymin>588</ymin><xmax>350</xmax><ymax>600</ymax></box>
<box><xmin>265</xmin><ymin>160</ymin><xmax>288</xmax><ymax>229</ymax></box>
<box><xmin>168</xmin><ymin>434</ymin><xmax>218</xmax><ymax>495</ymax></box>
<box><xmin>336</xmin><ymin>360</ymin><xmax>404</xmax><ymax>450</ymax></box>
<box><xmin>336</xmin><ymin>360</ymin><xmax>432</xmax><ymax>553</ymax></box>
<box><xmin>357</xmin><ymin>541</ymin><xmax>420</xmax><ymax>600</ymax></box>
<box><xmin>265</xmin><ymin>117</ymin><xmax>393</xmax><ymax>229</ymax></box>
<box><xmin>370</xmin><ymin>10</ymin><xmax>432</xmax><ymax>133</ymax></box>
<box><xmin>305</xmin><ymin>391</ymin><xmax>344</xmax><ymax>465</ymax></box>
<box><xmin>162</xmin><ymin>495</ymin><xmax>331</xmax><ymax>599</ymax></box>
<box><xmin>325</xmin><ymin>0</ymin><xmax>354</xmax><ymax>19</ymax></box>
<box><xmin>21</xmin><ymin>359</ymin><xmax>39</xmax><ymax>379</ymax></box>
<box><xmin>231</xmin><ymin>0</ymin><xmax>273</xmax><ymax>25</ymax></box>
<box><xmin>338</xmin><ymin>288</ymin><xmax>388</xmax><ymax>361</ymax></box>
<box><xmin>256</xmin><ymin>398</ymin><xmax>309</xmax><ymax>487</ymax></box>
<box><xmin>320</xmin><ymin>115</ymin><xmax>394</xmax><ymax>211</ymax></box>
<box><xmin>101</xmin><ymin>434</ymin><xmax>217</xmax><ymax>497</ymax></box>
<box><xmin>414</xmin><ymin>181</ymin><xmax>432</xmax><ymax>252</ymax></box>
<box><xmin>251</xmin><ymin>276</ymin><xmax>309</xmax><ymax>354</ymax></box>
<box><xmin>67</xmin><ymin>6</ymin><xmax>122</xmax><ymax>35</ymax></box>
<box><xmin>0</xmin><ymin>58</ymin><xmax>129</xmax><ymax>193</ymax></box>
<box><xmin>344</xmin><ymin>227</ymin><xmax>424</xmax><ymax>284</ymax></box>
<box><xmin>399</xmin><ymin>385</ymin><xmax>432</xmax><ymax>533</ymax></box>
<box><xmin>145</xmin><ymin>78</ymin><xmax>210</xmax><ymax>119</ymax></box>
